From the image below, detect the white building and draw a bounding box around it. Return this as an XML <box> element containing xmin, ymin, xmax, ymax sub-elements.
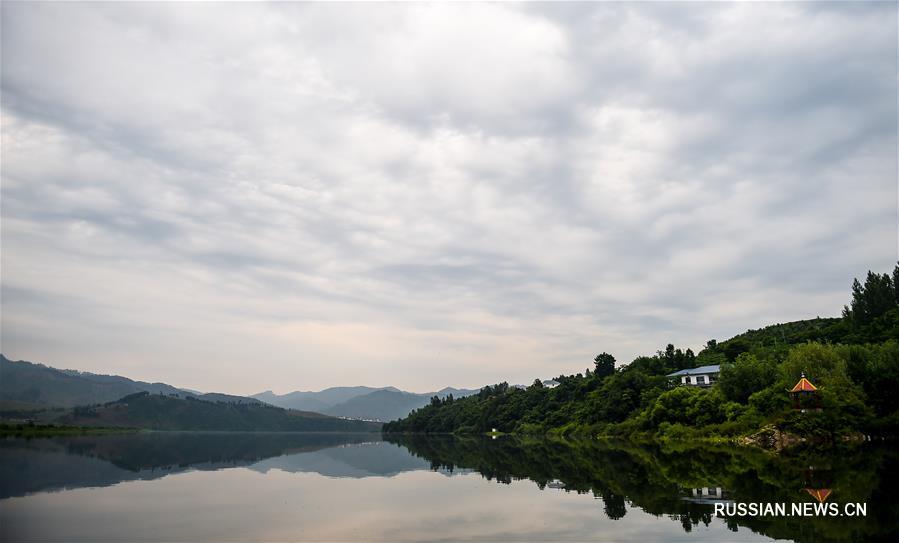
<box><xmin>683</xmin><ymin>487</ymin><xmax>731</xmax><ymax>504</ymax></box>
<box><xmin>666</xmin><ymin>365</ymin><xmax>720</xmax><ymax>387</ymax></box>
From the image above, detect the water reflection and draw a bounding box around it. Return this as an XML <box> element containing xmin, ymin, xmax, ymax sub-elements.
<box><xmin>386</xmin><ymin>435</ymin><xmax>899</xmax><ymax>543</ymax></box>
<box><xmin>683</xmin><ymin>486</ymin><xmax>730</xmax><ymax>505</ymax></box>
<box><xmin>1</xmin><ymin>432</ymin><xmax>896</xmax><ymax>542</ymax></box>
<box><xmin>0</xmin><ymin>432</ymin><xmax>429</xmax><ymax>499</ymax></box>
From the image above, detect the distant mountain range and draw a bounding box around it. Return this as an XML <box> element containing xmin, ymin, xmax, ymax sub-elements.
<box><xmin>251</xmin><ymin>387</ymin><xmax>395</xmax><ymax>413</ymax></box>
<box><xmin>0</xmin><ymin>355</ymin><xmax>262</xmax><ymax>409</ymax></box>
<box><xmin>253</xmin><ymin>386</ymin><xmax>479</xmax><ymax>422</ymax></box>
<box><xmin>0</xmin><ymin>354</ymin><xmax>480</xmax><ymax>423</ymax></box>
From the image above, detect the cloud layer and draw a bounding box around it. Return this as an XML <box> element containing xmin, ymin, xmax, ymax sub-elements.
<box><xmin>2</xmin><ymin>2</ymin><xmax>896</xmax><ymax>393</ymax></box>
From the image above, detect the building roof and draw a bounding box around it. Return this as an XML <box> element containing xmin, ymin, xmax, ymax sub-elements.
<box><xmin>790</xmin><ymin>377</ymin><xmax>818</xmax><ymax>393</ymax></box>
<box><xmin>804</xmin><ymin>488</ymin><xmax>831</xmax><ymax>503</ymax></box>
<box><xmin>667</xmin><ymin>365</ymin><xmax>720</xmax><ymax>377</ymax></box>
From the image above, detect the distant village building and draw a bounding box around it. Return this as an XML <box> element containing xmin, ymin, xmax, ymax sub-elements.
<box><xmin>542</xmin><ymin>379</ymin><xmax>560</xmax><ymax>389</ymax></box>
<box><xmin>666</xmin><ymin>365</ymin><xmax>720</xmax><ymax>387</ymax></box>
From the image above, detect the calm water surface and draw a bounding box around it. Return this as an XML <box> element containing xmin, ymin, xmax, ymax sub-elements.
<box><xmin>0</xmin><ymin>432</ymin><xmax>895</xmax><ymax>542</ymax></box>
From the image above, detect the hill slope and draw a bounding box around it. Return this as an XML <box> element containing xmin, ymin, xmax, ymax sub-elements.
<box><xmin>58</xmin><ymin>392</ymin><xmax>381</xmax><ymax>432</ymax></box>
<box><xmin>251</xmin><ymin>387</ymin><xmax>396</xmax><ymax>412</ymax></box>
<box><xmin>251</xmin><ymin>390</ymin><xmax>332</xmax><ymax>412</ymax></box>
<box><xmin>323</xmin><ymin>389</ymin><xmax>433</xmax><ymax>422</ymax></box>
<box><xmin>0</xmin><ymin>356</ymin><xmax>189</xmax><ymax>408</ymax></box>
<box><xmin>0</xmin><ymin>354</ymin><xmax>475</xmax><ymax>422</ymax></box>
<box><xmin>255</xmin><ymin>386</ymin><xmax>479</xmax><ymax>421</ymax></box>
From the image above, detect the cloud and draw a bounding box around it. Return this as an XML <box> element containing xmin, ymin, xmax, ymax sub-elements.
<box><xmin>1</xmin><ymin>2</ymin><xmax>895</xmax><ymax>393</ymax></box>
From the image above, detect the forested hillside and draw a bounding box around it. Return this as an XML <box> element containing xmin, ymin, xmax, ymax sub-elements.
<box><xmin>0</xmin><ymin>356</ymin><xmax>188</xmax><ymax>408</ymax></box>
<box><xmin>384</xmin><ymin>265</ymin><xmax>899</xmax><ymax>442</ymax></box>
<box><xmin>0</xmin><ymin>357</ymin><xmax>267</xmax><ymax>411</ymax></box>
<box><xmin>55</xmin><ymin>392</ymin><xmax>381</xmax><ymax>432</ymax></box>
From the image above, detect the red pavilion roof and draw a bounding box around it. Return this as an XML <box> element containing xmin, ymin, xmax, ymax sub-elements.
<box><xmin>790</xmin><ymin>377</ymin><xmax>818</xmax><ymax>393</ymax></box>
<box><xmin>805</xmin><ymin>488</ymin><xmax>832</xmax><ymax>503</ymax></box>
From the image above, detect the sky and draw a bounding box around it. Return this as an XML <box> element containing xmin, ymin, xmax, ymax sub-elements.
<box><xmin>1</xmin><ymin>2</ymin><xmax>896</xmax><ymax>395</ymax></box>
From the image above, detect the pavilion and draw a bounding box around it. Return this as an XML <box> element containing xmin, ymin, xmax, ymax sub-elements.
<box><xmin>789</xmin><ymin>373</ymin><xmax>821</xmax><ymax>412</ymax></box>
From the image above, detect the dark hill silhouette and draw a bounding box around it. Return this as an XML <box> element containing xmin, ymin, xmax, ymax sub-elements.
<box><xmin>59</xmin><ymin>391</ymin><xmax>381</xmax><ymax>432</ymax></box>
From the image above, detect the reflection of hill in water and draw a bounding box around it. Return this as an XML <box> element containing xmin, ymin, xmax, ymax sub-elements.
<box><xmin>1</xmin><ymin>443</ymin><xmax>144</xmax><ymax>499</ymax></box>
<box><xmin>5</xmin><ymin>433</ymin><xmax>897</xmax><ymax>543</ymax></box>
<box><xmin>0</xmin><ymin>433</ymin><xmax>424</xmax><ymax>499</ymax></box>
<box><xmin>251</xmin><ymin>441</ymin><xmax>431</xmax><ymax>477</ymax></box>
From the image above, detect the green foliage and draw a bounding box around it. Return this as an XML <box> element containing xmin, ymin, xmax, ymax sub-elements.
<box><xmin>839</xmin><ymin>341</ymin><xmax>899</xmax><ymax>417</ymax></box>
<box><xmin>659</xmin><ymin>344</ymin><xmax>696</xmax><ymax>371</ymax></box>
<box><xmin>59</xmin><ymin>392</ymin><xmax>382</xmax><ymax>432</ymax></box>
<box><xmin>717</xmin><ymin>353</ymin><xmax>777</xmax><ymax>403</ymax></box>
<box><xmin>778</xmin><ymin>342</ymin><xmax>850</xmax><ymax>388</ymax></box>
<box><xmin>843</xmin><ymin>266</ymin><xmax>899</xmax><ymax>326</ymax></box>
<box><xmin>587</xmin><ymin>370</ymin><xmax>664</xmax><ymax>423</ymax></box>
<box><xmin>649</xmin><ymin>387</ymin><xmax>726</xmax><ymax>427</ymax></box>
<box><xmin>723</xmin><ymin>339</ymin><xmax>751</xmax><ymax>362</ymax></box>
<box><xmin>593</xmin><ymin>352</ymin><xmax>616</xmax><ymax>378</ymax></box>
<box><xmin>747</xmin><ymin>386</ymin><xmax>789</xmax><ymax>417</ymax></box>
<box><xmin>0</xmin><ymin>423</ymin><xmax>139</xmax><ymax>437</ymax></box>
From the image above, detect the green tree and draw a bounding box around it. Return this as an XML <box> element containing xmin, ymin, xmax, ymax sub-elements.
<box><xmin>649</xmin><ymin>386</ymin><xmax>725</xmax><ymax>427</ymax></box>
<box><xmin>779</xmin><ymin>342</ymin><xmax>849</xmax><ymax>388</ymax></box>
<box><xmin>587</xmin><ymin>370</ymin><xmax>660</xmax><ymax>423</ymax></box>
<box><xmin>602</xmin><ymin>491</ymin><xmax>627</xmax><ymax>520</ymax></box>
<box><xmin>723</xmin><ymin>339</ymin><xmax>751</xmax><ymax>363</ymax></box>
<box><xmin>664</xmin><ymin>344</ymin><xmax>676</xmax><ymax>363</ymax></box>
<box><xmin>593</xmin><ymin>352</ymin><xmax>616</xmax><ymax>379</ymax></box>
<box><xmin>684</xmin><ymin>348</ymin><xmax>696</xmax><ymax>368</ymax></box>
<box><xmin>717</xmin><ymin>353</ymin><xmax>776</xmax><ymax>404</ymax></box>
<box><xmin>840</xmin><ymin>341</ymin><xmax>899</xmax><ymax>418</ymax></box>
<box><xmin>843</xmin><ymin>268</ymin><xmax>897</xmax><ymax>326</ymax></box>
<box><xmin>893</xmin><ymin>264</ymin><xmax>899</xmax><ymax>305</ymax></box>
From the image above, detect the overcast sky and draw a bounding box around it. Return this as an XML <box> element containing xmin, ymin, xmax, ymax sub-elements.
<box><xmin>1</xmin><ymin>2</ymin><xmax>896</xmax><ymax>395</ymax></box>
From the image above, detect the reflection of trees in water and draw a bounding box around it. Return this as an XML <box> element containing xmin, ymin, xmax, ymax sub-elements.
<box><xmin>385</xmin><ymin>435</ymin><xmax>898</xmax><ymax>543</ymax></box>
<box><xmin>600</xmin><ymin>490</ymin><xmax>627</xmax><ymax>520</ymax></box>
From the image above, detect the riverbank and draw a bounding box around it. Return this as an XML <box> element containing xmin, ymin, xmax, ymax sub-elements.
<box><xmin>393</xmin><ymin>424</ymin><xmax>891</xmax><ymax>454</ymax></box>
<box><xmin>0</xmin><ymin>423</ymin><xmax>141</xmax><ymax>437</ymax></box>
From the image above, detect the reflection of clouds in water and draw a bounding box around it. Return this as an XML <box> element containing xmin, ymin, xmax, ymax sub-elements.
<box><xmin>0</xmin><ymin>436</ymin><xmax>460</xmax><ymax>500</ymax></box>
<box><xmin>2</xmin><ymin>434</ymin><xmax>891</xmax><ymax>542</ymax></box>
<box><xmin>0</xmin><ymin>468</ymin><xmax>768</xmax><ymax>542</ymax></box>
<box><xmin>250</xmin><ymin>441</ymin><xmax>434</xmax><ymax>478</ymax></box>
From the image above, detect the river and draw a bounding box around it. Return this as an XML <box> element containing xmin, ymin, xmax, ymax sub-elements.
<box><xmin>0</xmin><ymin>432</ymin><xmax>894</xmax><ymax>542</ymax></box>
